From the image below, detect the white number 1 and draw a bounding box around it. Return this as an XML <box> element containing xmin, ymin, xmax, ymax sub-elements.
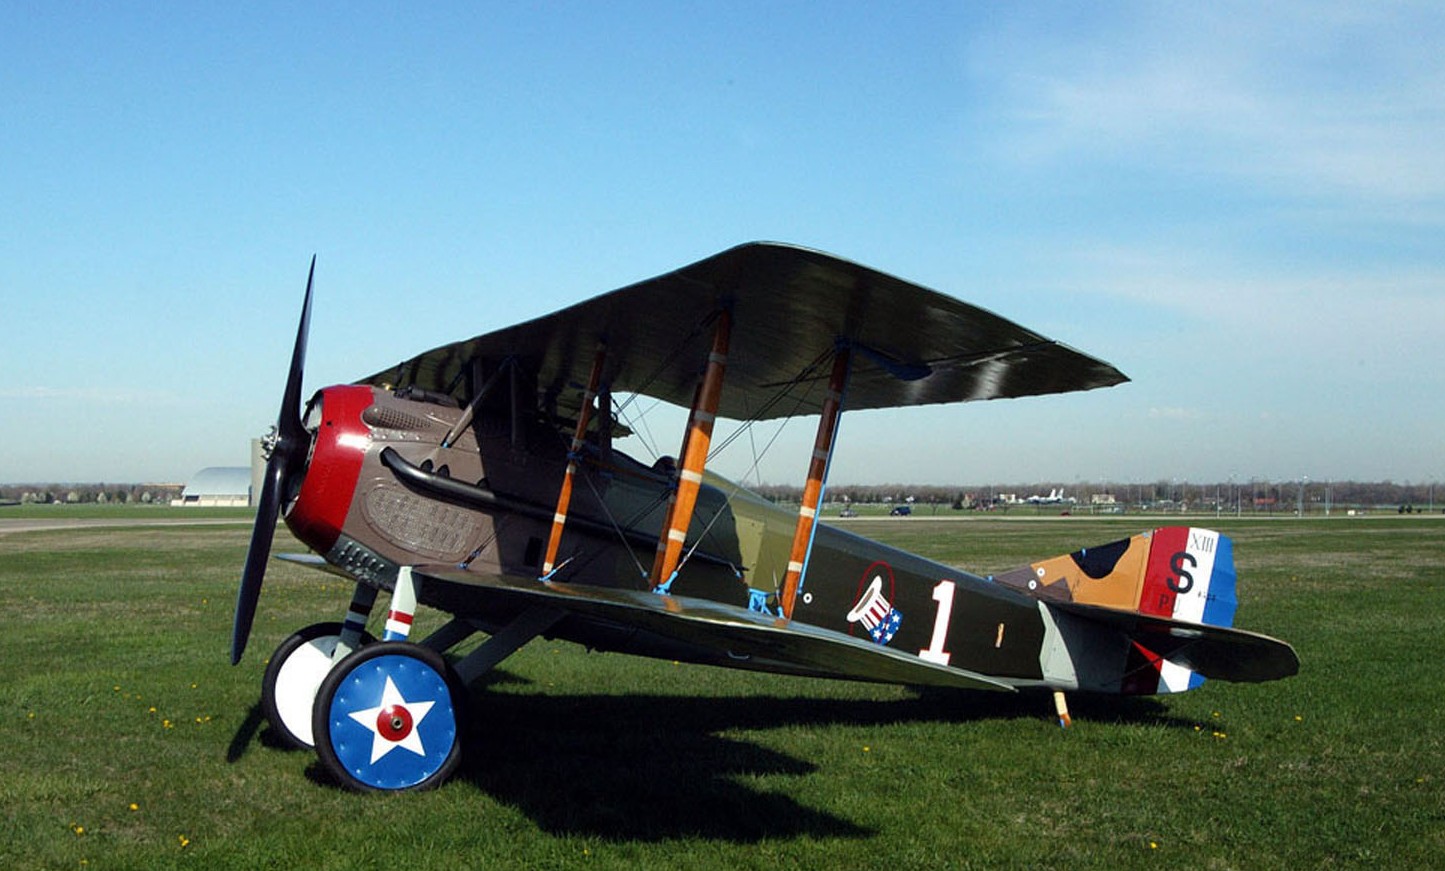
<box><xmin>919</xmin><ymin>579</ymin><xmax>955</xmax><ymax>665</ymax></box>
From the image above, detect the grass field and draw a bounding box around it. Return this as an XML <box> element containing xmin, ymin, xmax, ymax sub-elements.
<box><xmin>2</xmin><ymin>514</ymin><xmax>1442</xmax><ymax>869</ymax></box>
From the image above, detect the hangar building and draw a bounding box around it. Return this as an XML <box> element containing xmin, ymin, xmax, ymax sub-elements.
<box><xmin>174</xmin><ymin>439</ymin><xmax>265</xmax><ymax>507</ymax></box>
<box><xmin>173</xmin><ymin>466</ymin><xmax>253</xmax><ymax>507</ymax></box>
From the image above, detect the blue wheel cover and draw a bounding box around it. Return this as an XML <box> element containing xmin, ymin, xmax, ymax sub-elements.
<box><xmin>326</xmin><ymin>653</ymin><xmax>457</xmax><ymax>790</ymax></box>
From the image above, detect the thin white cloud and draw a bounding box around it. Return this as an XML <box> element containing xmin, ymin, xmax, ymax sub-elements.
<box><xmin>1061</xmin><ymin>242</ymin><xmax>1445</xmax><ymax>357</ymax></box>
<box><xmin>969</xmin><ymin>2</ymin><xmax>1445</xmax><ymax>204</ymax></box>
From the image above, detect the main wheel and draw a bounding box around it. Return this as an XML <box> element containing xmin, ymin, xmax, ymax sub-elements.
<box><xmin>260</xmin><ymin>622</ymin><xmax>376</xmax><ymax>749</ymax></box>
<box><xmin>312</xmin><ymin>642</ymin><xmax>466</xmax><ymax>792</ymax></box>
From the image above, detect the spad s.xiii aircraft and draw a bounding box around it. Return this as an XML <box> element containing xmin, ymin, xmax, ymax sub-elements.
<box><xmin>232</xmin><ymin>242</ymin><xmax>1298</xmax><ymax>792</ymax></box>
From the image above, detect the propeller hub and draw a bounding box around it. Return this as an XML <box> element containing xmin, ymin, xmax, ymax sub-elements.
<box><xmin>260</xmin><ymin>425</ymin><xmax>280</xmax><ymax>461</ymax></box>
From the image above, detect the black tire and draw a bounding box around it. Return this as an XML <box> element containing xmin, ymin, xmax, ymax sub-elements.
<box><xmin>260</xmin><ymin>622</ymin><xmax>375</xmax><ymax>750</ymax></box>
<box><xmin>312</xmin><ymin>641</ymin><xmax>467</xmax><ymax>792</ymax></box>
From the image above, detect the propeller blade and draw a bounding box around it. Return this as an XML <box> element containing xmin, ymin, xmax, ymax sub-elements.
<box><xmin>231</xmin><ymin>460</ymin><xmax>283</xmax><ymax>664</ymax></box>
<box><xmin>231</xmin><ymin>257</ymin><xmax>317</xmax><ymax>664</ymax></box>
<box><xmin>278</xmin><ymin>256</ymin><xmax>316</xmax><ymax>445</ymax></box>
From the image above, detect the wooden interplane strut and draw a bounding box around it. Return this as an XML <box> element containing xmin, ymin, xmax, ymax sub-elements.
<box><xmin>780</xmin><ymin>346</ymin><xmax>852</xmax><ymax>618</ymax></box>
<box><xmin>649</xmin><ymin>311</ymin><xmax>732</xmax><ymax>589</ymax></box>
<box><xmin>541</xmin><ymin>344</ymin><xmax>607</xmax><ymax>575</ymax></box>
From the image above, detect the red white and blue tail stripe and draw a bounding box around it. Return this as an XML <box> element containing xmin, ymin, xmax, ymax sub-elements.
<box><xmin>1128</xmin><ymin>527</ymin><xmax>1239</xmax><ymax>693</ymax></box>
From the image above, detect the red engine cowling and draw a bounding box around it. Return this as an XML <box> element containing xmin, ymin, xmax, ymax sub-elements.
<box><xmin>285</xmin><ymin>385</ymin><xmax>375</xmax><ymax>553</ymax></box>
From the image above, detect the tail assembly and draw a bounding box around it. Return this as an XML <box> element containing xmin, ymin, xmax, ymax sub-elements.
<box><xmin>997</xmin><ymin>526</ymin><xmax>1237</xmax><ymax>626</ymax></box>
<box><xmin>996</xmin><ymin>527</ymin><xmax>1297</xmax><ymax>695</ymax></box>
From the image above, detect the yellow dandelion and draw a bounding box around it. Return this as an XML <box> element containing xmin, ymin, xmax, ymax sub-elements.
<box><xmin>72</xmin><ymin>824</ymin><xmax>85</xmax><ymax>836</ymax></box>
<box><xmin>28</xmin><ymin>711</ymin><xmax>35</xmax><ymax>719</ymax></box>
<box><xmin>1294</xmin><ymin>715</ymin><xmax>1303</xmax><ymax>722</ymax></box>
<box><xmin>1150</xmin><ymin>841</ymin><xmax>1158</xmax><ymax>850</ymax></box>
<box><xmin>129</xmin><ymin>803</ymin><xmax>139</xmax><ymax>812</ymax></box>
<box><xmin>863</xmin><ymin>745</ymin><xmax>871</xmax><ymax>752</ymax></box>
<box><xmin>178</xmin><ymin>834</ymin><xmax>190</xmax><ymax>848</ymax></box>
<box><xmin>113</xmin><ymin>685</ymin><xmax>120</xmax><ymax>692</ymax></box>
<box><xmin>149</xmin><ymin>707</ymin><xmax>156</xmax><ymax>714</ymax></box>
<box><xmin>1211</xmin><ymin>711</ymin><xmax>1221</xmax><ymax>718</ymax></box>
<box><xmin>163</xmin><ymin>719</ymin><xmax>173</xmax><ymax>729</ymax></box>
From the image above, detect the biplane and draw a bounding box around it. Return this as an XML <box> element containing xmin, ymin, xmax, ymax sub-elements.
<box><xmin>232</xmin><ymin>242</ymin><xmax>1298</xmax><ymax>792</ymax></box>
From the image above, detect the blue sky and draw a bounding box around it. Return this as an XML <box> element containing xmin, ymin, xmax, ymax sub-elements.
<box><xmin>4</xmin><ymin>2</ymin><xmax>1442</xmax><ymax>487</ymax></box>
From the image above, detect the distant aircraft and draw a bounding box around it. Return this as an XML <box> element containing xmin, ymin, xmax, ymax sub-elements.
<box><xmin>232</xmin><ymin>243</ymin><xmax>1298</xmax><ymax>792</ymax></box>
<box><xmin>1027</xmin><ymin>488</ymin><xmax>1072</xmax><ymax>505</ymax></box>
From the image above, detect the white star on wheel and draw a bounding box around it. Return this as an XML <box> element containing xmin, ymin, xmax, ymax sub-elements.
<box><xmin>348</xmin><ymin>675</ymin><xmax>436</xmax><ymax>764</ymax></box>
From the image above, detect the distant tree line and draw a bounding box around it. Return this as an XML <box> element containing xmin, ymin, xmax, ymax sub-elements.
<box><xmin>750</xmin><ymin>480</ymin><xmax>1444</xmax><ymax>513</ymax></box>
<box><xmin>0</xmin><ymin>483</ymin><xmax>184</xmax><ymax>505</ymax></box>
<box><xmin>2</xmin><ymin>479</ymin><xmax>1439</xmax><ymax>514</ymax></box>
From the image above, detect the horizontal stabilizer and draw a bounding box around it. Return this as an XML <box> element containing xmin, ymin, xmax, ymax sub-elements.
<box><xmin>1051</xmin><ymin>600</ymin><xmax>1299</xmax><ymax>684</ymax></box>
<box><xmin>417</xmin><ymin>567</ymin><xmax>1015</xmax><ymax>692</ymax></box>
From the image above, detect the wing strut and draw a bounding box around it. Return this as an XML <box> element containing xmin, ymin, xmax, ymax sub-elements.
<box><xmin>780</xmin><ymin>345</ymin><xmax>852</xmax><ymax>618</ymax></box>
<box><xmin>649</xmin><ymin>310</ymin><xmax>732</xmax><ymax>590</ymax></box>
<box><xmin>541</xmin><ymin>343</ymin><xmax>607</xmax><ymax>576</ymax></box>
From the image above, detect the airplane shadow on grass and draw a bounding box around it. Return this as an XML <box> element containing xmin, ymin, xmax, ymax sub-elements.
<box><xmin>229</xmin><ymin>670</ymin><xmax>1180</xmax><ymax>844</ymax></box>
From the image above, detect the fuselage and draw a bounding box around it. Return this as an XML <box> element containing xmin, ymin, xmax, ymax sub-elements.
<box><xmin>283</xmin><ymin>385</ymin><xmax>1052</xmax><ymax>684</ymax></box>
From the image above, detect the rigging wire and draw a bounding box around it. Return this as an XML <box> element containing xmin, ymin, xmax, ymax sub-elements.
<box><xmin>529</xmin><ymin>323</ymin><xmax>844</xmax><ymax>589</ymax></box>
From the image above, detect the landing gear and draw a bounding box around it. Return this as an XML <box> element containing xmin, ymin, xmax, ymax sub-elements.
<box><xmin>260</xmin><ymin>621</ymin><xmax>376</xmax><ymax>749</ymax></box>
<box><xmin>312</xmin><ymin>642</ymin><xmax>466</xmax><ymax>792</ymax></box>
<box><xmin>267</xmin><ymin>569</ymin><xmax>559</xmax><ymax>792</ymax></box>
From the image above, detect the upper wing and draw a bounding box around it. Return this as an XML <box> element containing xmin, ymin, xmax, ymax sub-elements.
<box><xmin>360</xmin><ymin>242</ymin><xmax>1127</xmax><ymax>421</ymax></box>
<box><xmin>416</xmin><ymin>566</ymin><xmax>1015</xmax><ymax>692</ymax></box>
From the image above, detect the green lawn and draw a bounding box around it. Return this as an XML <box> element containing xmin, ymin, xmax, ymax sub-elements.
<box><xmin>0</xmin><ymin>504</ymin><xmax>254</xmax><ymax>521</ymax></box>
<box><xmin>2</xmin><ymin>517</ymin><xmax>1441</xmax><ymax>868</ymax></box>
